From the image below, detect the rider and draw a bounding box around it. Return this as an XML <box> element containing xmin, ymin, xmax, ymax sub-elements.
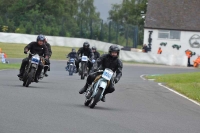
<box><xmin>92</xmin><ymin>46</ymin><xmax>100</xmax><ymax>60</ymax></box>
<box><xmin>66</xmin><ymin>48</ymin><xmax>77</xmax><ymax>70</ymax></box>
<box><xmin>43</xmin><ymin>37</ymin><xmax>52</xmax><ymax>77</ymax></box>
<box><xmin>75</xmin><ymin>42</ymin><xmax>94</xmax><ymax>72</ymax></box>
<box><xmin>79</xmin><ymin>45</ymin><xmax>123</xmax><ymax>102</ymax></box>
<box><xmin>17</xmin><ymin>34</ymin><xmax>49</xmax><ymax>82</ymax></box>
<box><xmin>67</xmin><ymin>48</ymin><xmax>77</xmax><ymax>59</ymax></box>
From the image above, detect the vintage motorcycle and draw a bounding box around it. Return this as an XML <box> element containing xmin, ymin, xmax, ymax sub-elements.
<box><xmin>84</xmin><ymin>68</ymin><xmax>114</xmax><ymax>108</ymax></box>
<box><xmin>66</xmin><ymin>58</ymin><xmax>76</xmax><ymax>76</ymax></box>
<box><xmin>20</xmin><ymin>53</ymin><xmax>41</xmax><ymax>87</ymax></box>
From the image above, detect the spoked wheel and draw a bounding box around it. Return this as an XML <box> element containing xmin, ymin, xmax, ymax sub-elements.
<box><xmin>22</xmin><ymin>72</ymin><xmax>28</xmax><ymax>87</ymax></box>
<box><xmin>69</xmin><ymin>65</ymin><xmax>73</xmax><ymax>76</ymax></box>
<box><xmin>89</xmin><ymin>88</ymin><xmax>103</xmax><ymax>109</ymax></box>
<box><xmin>81</xmin><ymin>63</ymin><xmax>86</xmax><ymax>80</ymax></box>
<box><xmin>25</xmin><ymin>68</ymin><xmax>35</xmax><ymax>87</ymax></box>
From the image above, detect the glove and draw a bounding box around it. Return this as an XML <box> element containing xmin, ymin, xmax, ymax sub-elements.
<box><xmin>45</xmin><ymin>58</ymin><xmax>50</xmax><ymax>64</ymax></box>
<box><xmin>114</xmin><ymin>77</ymin><xmax>119</xmax><ymax>84</ymax></box>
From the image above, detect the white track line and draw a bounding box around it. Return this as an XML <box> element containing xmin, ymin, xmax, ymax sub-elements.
<box><xmin>140</xmin><ymin>74</ymin><xmax>146</xmax><ymax>80</ymax></box>
<box><xmin>140</xmin><ymin>74</ymin><xmax>200</xmax><ymax>107</ymax></box>
<box><xmin>158</xmin><ymin>83</ymin><xmax>200</xmax><ymax>106</ymax></box>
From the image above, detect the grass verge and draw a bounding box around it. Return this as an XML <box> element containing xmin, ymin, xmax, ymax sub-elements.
<box><xmin>0</xmin><ymin>43</ymin><xmax>104</xmax><ymax>60</ymax></box>
<box><xmin>147</xmin><ymin>72</ymin><xmax>200</xmax><ymax>103</ymax></box>
<box><xmin>0</xmin><ymin>63</ymin><xmax>20</xmax><ymax>70</ymax></box>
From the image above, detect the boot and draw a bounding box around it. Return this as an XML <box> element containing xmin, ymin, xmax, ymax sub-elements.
<box><xmin>79</xmin><ymin>83</ymin><xmax>89</xmax><ymax>94</ymax></box>
<box><xmin>44</xmin><ymin>67</ymin><xmax>49</xmax><ymax>76</ymax></box>
<box><xmin>101</xmin><ymin>95</ymin><xmax>106</xmax><ymax>102</ymax></box>
<box><xmin>17</xmin><ymin>69</ymin><xmax>24</xmax><ymax>78</ymax></box>
<box><xmin>44</xmin><ymin>73</ymin><xmax>48</xmax><ymax>77</ymax></box>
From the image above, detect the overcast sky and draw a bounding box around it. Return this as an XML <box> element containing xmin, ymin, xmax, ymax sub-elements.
<box><xmin>94</xmin><ymin>0</ymin><xmax>123</xmax><ymax>21</ymax></box>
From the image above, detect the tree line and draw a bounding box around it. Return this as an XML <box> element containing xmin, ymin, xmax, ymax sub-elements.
<box><xmin>0</xmin><ymin>0</ymin><xmax>147</xmax><ymax>47</ymax></box>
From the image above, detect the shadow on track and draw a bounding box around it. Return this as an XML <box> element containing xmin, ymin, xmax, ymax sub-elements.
<box><xmin>6</xmin><ymin>84</ymin><xmax>46</xmax><ymax>89</ymax></box>
<box><xmin>67</xmin><ymin>103</ymin><xmax>124</xmax><ymax>112</ymax></box>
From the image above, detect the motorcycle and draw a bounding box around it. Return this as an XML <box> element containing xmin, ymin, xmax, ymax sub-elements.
<box><xmin>20</xmin><ymin>53</ymin><xmax>41</xmax><ymax>87</ymax></box>
<box><xmin>79</xmin><ymin>56</ymin><xmax>89</xmax><ymax>80</ymax></box>
<box><xmin>84</xmin><ymin>68</ymin><xmax>114</xmax><ymax>108</ymax></box>
<box><xmin>66</xmin><ymin>58</ymin><xmax>76</xmax><ymax>76</ymax></box>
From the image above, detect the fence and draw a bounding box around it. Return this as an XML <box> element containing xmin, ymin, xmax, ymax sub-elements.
<box><xmin>0</xmin><ymin>14</ymin><xmax>140</xmax><ymax>48</ymax></box>
<box><xmin>0</xmin><ymin>32</ymin><xmax>188</xmax><ymax>67</ymax></box>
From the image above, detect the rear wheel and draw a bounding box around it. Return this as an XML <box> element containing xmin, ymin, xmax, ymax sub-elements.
<box><xmin>89</xmin><ymin>88</ymin><xmax>103</xmax><ymax>109</ymax></box>
<box><xmin>25</xmin><ymin>68</ymin><xmax>35</xmax><ymax>87</ymax></box>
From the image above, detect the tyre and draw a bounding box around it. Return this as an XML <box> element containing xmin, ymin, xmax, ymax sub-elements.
<box><xmin>89</xmin><ymin>88</ymin><xmax>103</xmax><ymax>109</ymax></box>
<box><xmin>25</xmin><ymin>68</ymin><xmax>35</xmax><ymax>87</ymax></box>
<box><xmin>69</xmin><ymin>65</ymin><xmax>73</xmax><ymax>76</ymax></box>
<box><xmin>81</xmin><ymin>63</ymin><xmax>86</xmax><ymax>80</ymax></box>
<box><xmin>84</xmin><ymin>99</ymin><xmax>91</xmax><ymax>106</ymax></box>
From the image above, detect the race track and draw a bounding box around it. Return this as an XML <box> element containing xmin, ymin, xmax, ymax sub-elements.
<box><xmin>0</xmin><ymin>60</ymin><xmax>200</xmax><ymax>133</ymax></box>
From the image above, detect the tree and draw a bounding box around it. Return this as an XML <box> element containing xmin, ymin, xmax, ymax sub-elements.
<box><xmin>108</xmin><ymin>0</ymin><xmax>148</xmax><ymax>46</ymax></box>
<box><xmin>0</xmin><ymin>0</ymin><xmax>102</xmax><ymax>40</ymax></box>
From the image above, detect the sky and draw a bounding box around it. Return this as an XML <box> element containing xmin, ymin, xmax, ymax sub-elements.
<box><xmin>94</xmin><ymin>0</ymin><xmax>123</xmax><ymax>21</ymax></box>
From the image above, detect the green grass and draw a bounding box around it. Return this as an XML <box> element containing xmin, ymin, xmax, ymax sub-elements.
<box><xmin>0</xmin><ymin>63</ymin><xmax>20</xmax><ymax>70</ymax></box>
<box><xmin>0</xmin><ymin>42</ymin><xmax>104</xmax><ymax>60</ymax></box>
<box><xmin>147</xmin><ymin>72</ymin><xmax>200</xmax><ymax>103</ymax></box>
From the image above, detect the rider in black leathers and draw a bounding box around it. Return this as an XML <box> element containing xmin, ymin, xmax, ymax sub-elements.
<box><xmin>79</xmin><ymin>45</ymin><xmax>123</xmax><ymax>102</ymax></box>
<box><xmin>17</xmin><ymin>34</ymin><xmax>49</xmax><ymax>82</ymax></box>
<box><xmin>66</xmin><ymin>48</ymin><xmax>77</xmax><ymax>71</ymax></box>
<box><xmin>43</xmin><ymin>37</ymin><xmax>52</xmax><ymax>77</ymax></box>
<box><xmin>92</xmin><ymin>46</ymin><xmax>100</xmax><ymax>60</ymax></box>
<box><xmin>75</xmin><ymin>42</ymin><xmax>94</xmax><ymax>73</ymax></box>
<box><xmin>67</xmin><ymin>48</ymin><xmax>77</xmax><ymax>59</ymax></box>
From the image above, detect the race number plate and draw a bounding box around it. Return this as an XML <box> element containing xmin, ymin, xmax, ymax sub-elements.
<box><xmin>102</xmin><ymin>69</ymin><xmax>114</xmax><ymax>80</ymax></box>
<box><xmin>31</xmin><ymin>56</ymin><xmax>40</xmax><ymax>64</ymax></box>
<box><xmin>81</xmin><ymin>56</ymin><xmax>88</xmax><ymax>61</ymax></box>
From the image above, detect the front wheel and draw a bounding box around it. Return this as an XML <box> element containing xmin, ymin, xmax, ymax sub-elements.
<box><xmin>81</xmin><ymin>62</ymin><xmax>86</xmax><ymax>80</ymax></box>
<box><xmin>89</xmin><ymin>88</ymin><xmax>103</xmax><ymax>109</ymax></box>
<box><xmin>25</xmin><ymin>68</ymin><xmax>35</xmax><ymax>87</ymax></box>
<box><xmin>69</xmin><ymin>65</ymin><xmax>73</xmax><ymax>76</ymax></box>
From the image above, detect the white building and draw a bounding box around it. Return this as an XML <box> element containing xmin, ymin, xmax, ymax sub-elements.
<box><xmin>143</xmin><ymin>0</ymin><xmax>200</xmax><ymax>64</ymax></box>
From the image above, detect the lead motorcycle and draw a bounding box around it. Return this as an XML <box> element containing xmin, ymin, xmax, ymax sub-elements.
<box><xmin>84</xmin><ymin>68</ymin><xmax>114</xmax><ymax>109</ymax></box>
<box><xmin>20</xmin><ymin>53</ymin><xmax>41</xmax><ymax>87</ymax></box>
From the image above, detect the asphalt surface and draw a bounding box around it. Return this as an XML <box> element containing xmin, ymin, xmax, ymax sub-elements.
<box><xmin>0</xmin><ymin>60</ymin><xmax>200</xmax><ymax>133</ymax></box>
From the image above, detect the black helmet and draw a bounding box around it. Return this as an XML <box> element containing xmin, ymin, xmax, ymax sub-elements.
<box><xmin>109</xmin><ymin>45</ymin><xmax>120</xmax><ymax>58</ymax></box>
<box><xmin>37</xmin><ymin>34</ymin><xmax>45</xmax><ymax>42</ymax></box>
<box><xmin>92</xmin><ymin>46</ymin><xmax>96</xmax><ymax>51</ymax></box>
<box><xmin>72</xmin><ymin>48</ymin><xmax>76</xmax><ymax>52</ymax></box>
<box><xmin>83</xmin><ymin>42</ymin><xmax>90</xmax><ymax>49</ymax></box>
